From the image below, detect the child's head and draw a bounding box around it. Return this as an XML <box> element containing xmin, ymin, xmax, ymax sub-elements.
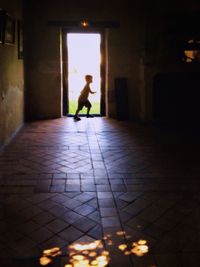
<box><xmin>85</xmin><ymin>74</ymin><xmax>93</xmax><ymax>83</ymax></box>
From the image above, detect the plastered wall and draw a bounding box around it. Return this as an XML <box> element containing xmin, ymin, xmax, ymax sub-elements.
<box><xmin>24</xmin><ymin>0</ymin><xmax>145</xmax><ymax>121</ymax></box>
<box><xmin>142</xmin><ymin>0</ymin><xmax>200</xmax><ymax>122</ymax></box>
<box><xmin>0</xmin><ymin>0</ymin><xmax>24</xmax><ymax>148</ymax></box>
<box><xmin>1</xmin><ymin>0</ymin><xmax>200</xmax><ymax>148</ymax></box>
<box><xmin>23</xmin><ymin>0</ymin><xmax>200</xmax><ymax>123</ymax></box>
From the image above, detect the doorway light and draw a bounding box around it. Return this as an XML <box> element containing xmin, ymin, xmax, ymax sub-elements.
<box><xmin>67</xmin><ymin>33</ymin><xmax>101</xmax><ymax>114</ymax></box>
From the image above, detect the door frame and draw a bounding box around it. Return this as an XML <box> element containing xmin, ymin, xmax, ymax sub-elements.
<box><xmin>62</xmin><ymin>28</ymin><xmax>106</xmax><ymax>116</ymax></box>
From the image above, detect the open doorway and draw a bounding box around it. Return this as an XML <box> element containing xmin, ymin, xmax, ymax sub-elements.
<box><xmin>63</xmin><ymin>32</ymin><xmax>105</xmax><ymax>116</ymax></box>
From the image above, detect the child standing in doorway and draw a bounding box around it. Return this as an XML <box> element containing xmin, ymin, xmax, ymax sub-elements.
<box><xmin>74</xmin><ymin>74</ymin><xmax>96</xmax><ymax>121</ymax></box>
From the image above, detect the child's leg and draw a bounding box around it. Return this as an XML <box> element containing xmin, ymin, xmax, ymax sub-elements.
<box><xmin>86</xmin><ymin>106</ymin><xmax>91</xmax><ymax>116</ymax></box>
<box><xmin>74</xmin><ymin>108</ymin><xmax>81</xmax><ymax>120</ymax></box>
<box><xmin>86</xmin><ymin>101</ymin><xmax>93</xmax><ymax>117</ymax></box>
<box><xmin>75</xmin><ymin>108</ymin><xmax>80</xmax><ymax>117</ymax></box>
<box><xmin>74</xmin><ymin>101</ymin><xmax>82</xmax><ymax>118</ymax></box>
<box><xmin>74</xmin><ymin>102</ymin><xmax>82</xmax><ymax>120</ymax></box>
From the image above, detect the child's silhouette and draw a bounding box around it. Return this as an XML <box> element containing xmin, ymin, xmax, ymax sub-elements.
<box><xmin>74</xmin><ymin>75</ymin><xmax>96</xmax><ymax>121</ymax></box>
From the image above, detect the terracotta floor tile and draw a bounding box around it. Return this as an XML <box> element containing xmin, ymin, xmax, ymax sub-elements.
<box><xmin>1</xmin><ymin>117</ymin><xmax>200</xmax><ymax>265</ymax></box>
<box><xmin>46</xmin><ymin>218</ymin><xmax>69</xmax><ymax>233</ymax></box>
<box><xmin>58</xmin><ymin>226</ymin><xmax>83</xmax><ymax>242</ymax></box>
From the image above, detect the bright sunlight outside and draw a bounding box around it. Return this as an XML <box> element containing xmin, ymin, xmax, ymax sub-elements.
<box><xmin>67</xmin><ymin>33</ymin><xmax>101</xmax><ymax>115</ymax></box>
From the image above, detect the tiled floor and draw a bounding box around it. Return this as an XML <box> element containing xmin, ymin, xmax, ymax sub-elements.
<box><xmin>0</xmin><ymin>117</ymin><xmax>200</xmax><ymax>266</ymax></box>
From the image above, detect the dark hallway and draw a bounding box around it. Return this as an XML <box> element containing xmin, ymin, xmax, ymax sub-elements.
<box><xmin>2</xmin><ymin>0</ymin><xmax>200</xmax><ymax>266</ymax></box>
<box><xmin>1</xmin><ymin>117</ymin><xmax>200</xmax><ymax>266</ymax></box>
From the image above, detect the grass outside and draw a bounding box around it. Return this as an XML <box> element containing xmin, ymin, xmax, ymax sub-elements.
<box><xmin>68</xmin><ymin>101</ymin><xmax>100</xmax><ymax>115</ymax></box>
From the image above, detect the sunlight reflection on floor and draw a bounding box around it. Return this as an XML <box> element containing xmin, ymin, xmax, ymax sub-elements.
<box><xmin>39</xmin><ymin>231</ymin><xmax>150</xmax><ymax>267</ymax></box>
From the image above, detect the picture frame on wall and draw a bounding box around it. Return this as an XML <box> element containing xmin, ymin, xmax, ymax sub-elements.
<box><xmin>17</xmin><ymin>20</ymin><xmax>23</xmax><ymax>59</ymax></box>
<box><xmin>0</xmin><ymin>9</ymin><xmax>4</xmax><ymax>44</ymax></box>
<box><xmin>4</xmin><ymin>13</ymin><xmax>15</xmax><ymax>45</ymax></box>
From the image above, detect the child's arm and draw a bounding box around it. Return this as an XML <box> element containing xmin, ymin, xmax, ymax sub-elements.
<box><xmin>89</xmin><ymin>88</ymin><xmax>96</xmax><ymax>94</ymax></box>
